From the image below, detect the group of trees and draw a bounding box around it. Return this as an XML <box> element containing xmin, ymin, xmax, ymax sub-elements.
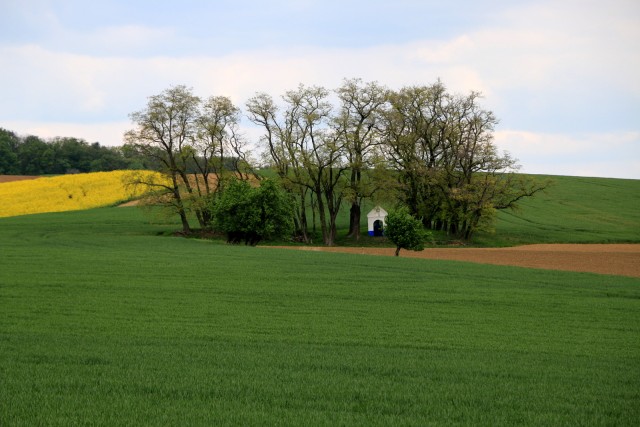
<box><xmin>246</xmin><ymin>80</ymin><xmax>392</xmax><ymax>245</ymax></box>
<box><xmin>123</xmin><ymin>80</ymin><xmax>546</xmax><ymax>244</ymax></box>
<box><xmin>0</xmin><ymin>128</ymin><xmax>155</xmax><ymax>175</ymax></box>
<box><xmin>123</xmin><ymin>85</ymin><xmax>258</xmax><ymax>234</ymax></box>
<box><xmin>243</xmin><ymin>79</ymin><xmax>546</xmax><ymax>243</ymax></box>
<box><xmin>2</xmin><ymin>78</ymin><xmax>546</xmax><ymax>246</ymax></box>
<box><xmin>383</xmin><ymin>82</ymin><xmax>547</xmax><ymax>239</ymax></box>
<box><xmin>124</xmin><ymin>79</ymin><xmax>546</xmax><ymax>245</ymax></box>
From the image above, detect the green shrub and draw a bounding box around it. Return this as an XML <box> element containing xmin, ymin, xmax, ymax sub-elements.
<box><xmin>212</xmin><ymin>179</ymin><xmax>294</xmax><ymax>245</ymax></box>
<box><xmin>385</xmin><ymin>207</ymin><xmax>431</xmax><ymax>256</ymax></box>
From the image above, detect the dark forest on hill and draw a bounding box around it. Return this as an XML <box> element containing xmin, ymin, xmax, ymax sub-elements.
<box><xmin>0</xmin><ymin>127</ymin><xmax>156</xmax><ymax>175</ymax></box>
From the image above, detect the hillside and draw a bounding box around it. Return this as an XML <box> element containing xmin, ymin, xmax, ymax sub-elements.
<box><xmin>474</xmin><ymin>175</ymin><xmax>640</xmax><ymax>246</ymax></box>
<box><xmin>0</xmin><ymin>171</ymin><xmax>164</xmax><ymax>218</ymax></box>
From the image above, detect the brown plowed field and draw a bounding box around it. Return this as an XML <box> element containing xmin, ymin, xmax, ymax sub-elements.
<box><xmin>269</xmin><ymin>244</ymin><xmax>640</xmax><ymax>278</ymax></box>
<box><xmin>0</xmin><ymin>175</ymin><xmax>40</xmax><ymax>183</ymax></box>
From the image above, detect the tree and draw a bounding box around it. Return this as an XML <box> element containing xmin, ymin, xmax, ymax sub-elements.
<box><xmin>287</xmin><ymin>84</ymin><xmax>348</xmax><ymax>246</ymax></box>
<box><xmin>248</xmin><ymin>85</ymin><xmax>349</xmax><ymax>246</ymax></box>
<box><xmin>125</xmin><ymin>86</ymin><xmax>259</xmax><ymax>232</ymax></box>
<box><xmin>383</xmin><ymin>81</ymin><xmax>547</xmax><ymax>240</ymax></box>
<box><xmin>88</xmin><ymin>144</ymin><xmax>129</xmax><ymax>172</ymax></box>
<box><xmin>212</xmin><ymin>179</ymin><xmax>293</xmax><ymax>245</ymax></box>
<box><xmin>49</xmin><ymin>137</ymin><xmax>95</xmax><ymax>173</ymax></box>
<box><xmin>124</xmin><ymin>85</ymin><xmax>201</xmax><ymax>233</ymax></box>
<box><xmin>247</xmin><ymin>92</ymin><xmax>314</xmax><ymax>243</ymax></box>
<box><xmin>385</xmin><ymin>207</ymin><xmax>430</xmax><ymax>256</ymax></box>
<box><xmin>119</xmin><ymin>141</ymin><xmax>164</xmax><ymax>170</ymax></box>
<box><xmin>335</xmin><ymin>78</ymin><xmax>389</xmax><ymax>240</ymax></box>
<box><xmin>16</xmin><ymin>135</ymin><xmax>51</xmax><ymax>175</ymax></box>
<box><xmin>191</xmin><ymin>95</ymin><xmax>257</xmax><ymax>227</ymax></box>
<box><xmin>0</xmin><ymin>128</ymin><xmax>20</xmax><ymax>174</ymax></box>
<box><xmin>248</xmin><ymin>178</ymin><xmax>294</xmax><ymax>243</ymax></box>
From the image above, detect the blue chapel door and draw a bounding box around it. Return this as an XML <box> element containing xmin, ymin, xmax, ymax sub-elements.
<box><xmin>373</xmin><ymin>219</ymin><xmax>384</xmax><ymax>237</ymax></box>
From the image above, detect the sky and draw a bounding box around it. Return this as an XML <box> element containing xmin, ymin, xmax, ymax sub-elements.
<box><xmin>1</xmin><ymin>0</ymin><xmax>639</xmax><ymax>179</ymax></box>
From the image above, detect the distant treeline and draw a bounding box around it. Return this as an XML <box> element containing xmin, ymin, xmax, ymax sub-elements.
<box><xmin>0</xmin><ymin>127</ymin><xmax>160</xmax><ymax>175</ymax></box>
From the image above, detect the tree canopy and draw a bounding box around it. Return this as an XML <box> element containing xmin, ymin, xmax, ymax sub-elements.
<box><xmin>212</xmin><ymin>178</ymin><xmax>293</xmax><ymax>245</ymax></box>
<box><xmin>384</xmin><ymin>207</ymin><xmax>431</xmax><ymax>256</ymax></box>
<box><xmin>0</xmin><ymin>128</ymin><xmax>145</xmax><ymax>175</ymax></box>
<box><xmin>124</xmin><ymin>85</ymin><xmax>257</xmax><ymax>233</ymax></box>
<box><xmin>381</xmin><ymin>81</ymin><xmax>547</xmax><ymax>239</ymax></box>
<box><xmin>249</xmin><ymin>79</ymin><xmax>546</xmax><ymax>243</ymax></box>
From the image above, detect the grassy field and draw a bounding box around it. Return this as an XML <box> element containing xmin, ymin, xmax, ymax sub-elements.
<box><xmin>1</xmin><ymin>207</ymin><xmax>639</xmax><ymax>425</ymax></box>
<box><xmin>475</xmin><ymin>175</ymin><xmax>640</xmax><ymax>246</ymax></box>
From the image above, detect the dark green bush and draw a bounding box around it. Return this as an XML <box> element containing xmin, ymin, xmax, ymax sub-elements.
<box><xmin>212</xmin><ymin>179</ymin><xmax>294</xmax><ymax>245</ymax></box>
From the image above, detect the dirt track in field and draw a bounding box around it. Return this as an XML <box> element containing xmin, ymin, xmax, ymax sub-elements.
<box><xmin>117</xmin><ymin>199</ymin><xmax>140</xmax><ymax>207</ymax></box>
<box><xmin>269</xmin><ymin>244</ymin><xmax>640</xmax><ymax>278</ymax></box>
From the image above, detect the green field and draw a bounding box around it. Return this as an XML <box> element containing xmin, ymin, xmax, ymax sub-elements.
<box><xmin>477</xmin><ymin>175</ymin><xmax>640</xmax><ymax>246</ymax></box>
<box><xmin>1</xmin><ymin>203</ymin><xmax>639</xmax><ymax>425</ymax></box>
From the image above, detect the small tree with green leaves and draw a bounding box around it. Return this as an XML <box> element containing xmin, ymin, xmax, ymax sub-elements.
<box><xmin>212</xmin><ymin>179</ymin><xmax>294</xmax><ymax>245</ymax></box>
<box><xmin>385</xmin><ymin>207</ymin><xmax>430</xmax><ymax>256</ymax></box>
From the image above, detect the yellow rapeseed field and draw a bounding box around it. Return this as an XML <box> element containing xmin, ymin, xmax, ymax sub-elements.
<box><xmin>0</xmin><ymin>170</ymin><xmax>165</xmax><ymax>218</ymax></box>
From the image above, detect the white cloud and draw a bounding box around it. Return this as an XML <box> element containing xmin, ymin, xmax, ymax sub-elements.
<box><xmin>490</xmin><ymin>1</ymin><xmax>640</xmax><ymax>93</ymax></box>
<box><xmin>4</xmin><ymin>0</ymin><xmax>637</xmax><ymax>110</ymax></box>
<box><xmin>494</xmin><ymin>130</ymin><xmax>640</xmax><ymax>179</ymax></box>
<box><xmin>0</xmin><ymin>41</ymin><xmax>487</xmax><ymax>124</ymax></box>
<box><xmin>1</xmin><ymin>0</ymin><xmax>638</xmax><ymax>179</ymax></box>
<box><xmin>0</xmin><ymin>45</ymin><xmax>108</xmax><ymax>116</ymax></box>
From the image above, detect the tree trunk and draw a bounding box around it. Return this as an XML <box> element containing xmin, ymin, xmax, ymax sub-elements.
<box><xmin>347</xmin><ymin>202</ymin><xmax>361</xmax><ymax>240</ymax></box>
<box><xmin>395</xmin><ymin>246</ymin><xmax>401</xmax><ymax>256</ymax></box>
<box><xmin>298</xmin><ymin>204</ymin><xmax>309</xmax><ymax>243</ymax></box>
<box><xmin>315</xmin><ymin>188</ymin><xmax>331</xmax><ymax>246</ymax></box>
<box><xmin>174</xmin><ymin>187</ymin><xmax>191</xmax><ymax>234</ymax></box>
<box><xmin>327</xmin><ymin>209</ymin><xmax>340</xmax><ymax>247</ymax></box>
<box><xmin>195</xmin><ymin>210</ymin><xmax>206</xmax><ymax>229</ymax></box>
<box><xmin>310</xmin><ymin>192</ymin><xmax>316</xmax><ymax>235</ymax></box>
<box><xmin>170</xmin><ymin>173</ymin><xmax>191</xmax><ymax>234</ymax></box>
<box><xmin>179</xmin><ymin>210</ymin><xmax>191</xmax><ymax>234</ymax></box>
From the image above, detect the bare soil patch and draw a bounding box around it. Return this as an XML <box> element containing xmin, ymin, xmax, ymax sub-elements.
<box><xmin>269</xmin><ymin>244</ymin><xmax>640</xmax><ymax>278</ymax></box>
<box><xmin>0</xmin><ymin>175</ymin><xmax>41</xmax><ymax>183</ymax></box>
